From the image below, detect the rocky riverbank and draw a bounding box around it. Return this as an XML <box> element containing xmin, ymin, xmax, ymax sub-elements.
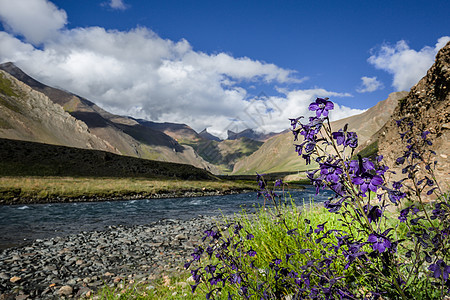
<box><xmin>0</xmin><ymin>215</ymin><xmax>230</xmax><ymax>299</ymax></box>
<box><xmin>0</xmin><ymin>188</ymin><xmax>254</xmax><ymax>205</ymax></box>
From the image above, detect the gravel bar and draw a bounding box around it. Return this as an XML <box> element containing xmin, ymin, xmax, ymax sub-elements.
<box><xmin>0</xmin><ymin>215</ymin><xmax>230</xmax><ymax>299</ymax></box>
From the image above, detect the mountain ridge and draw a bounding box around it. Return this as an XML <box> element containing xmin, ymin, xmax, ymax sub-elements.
<box><xmin>0</xmin><ymin>62</ymin><xmax>220</xmax><ymax>173</ymax></box>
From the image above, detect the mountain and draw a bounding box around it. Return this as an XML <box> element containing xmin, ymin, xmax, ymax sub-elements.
<box><xmin>199</xmin><ymin>128</ymin><xmax>221</xmax><ymax>142</ymax></box>
<box><xmin>369</xmin><ymin>41</ymin><xmax>450</xmax><ymax>188</ymax></box>
<box><xmin>0</xmin><ymin>62</ymin><xmax>218</xmax><ymax>173</ymax></box>
<box><xmin>194</xmin><ymin>137</ymin><xmax>263</xmax><ymax>172</ymax></box>
<box><xmin>0</xmin><ymin>69</ymin><xmax>117</xmax><ymax>152</ymax></box>
<box><xmin>134</xmin><ymin>119</ymin><xmax>202</xmax><ymax>145</ymax></box>
<box><xmin>232</xmin><ymin>91</ymin><xmax>408</xmax><ymax>175</ymax></box>
<box><xmin>227</xmin><ymin>128</ymin><xmax>279</xmax><ymax>142</ymax></box>
<box><xmin>134</xmin><ymin>119</ymin><xmax>264</xmax><ymax>172</ymax></box>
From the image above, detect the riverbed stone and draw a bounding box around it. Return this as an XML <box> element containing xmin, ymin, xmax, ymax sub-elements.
<box><xmin>57</xmin><ymin>285</ymin><xmax>72</xmax><ymax>296</ymax></box>
<box><xmin>0</xmin><ymin>214</ymin><xmax>233</xmax><ymax>299</ymax></box>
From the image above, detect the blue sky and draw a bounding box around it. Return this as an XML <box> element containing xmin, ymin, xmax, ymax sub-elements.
<box><xmin>0</xmin><ymin>0</ymin><xmax>449</xmax><ymax>138</ymax></box>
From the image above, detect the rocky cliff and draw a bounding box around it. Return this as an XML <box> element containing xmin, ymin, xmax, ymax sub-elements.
<box><xmin>376</xmin><ymin>41</ymin><xmax>450</xmax><ymax>189</ymax></box>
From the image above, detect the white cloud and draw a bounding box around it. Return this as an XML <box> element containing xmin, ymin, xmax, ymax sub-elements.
<box><xmin>368</xmin><ymin>36</ymin><xmax>450</xmax><ymax>91</ymax></box>
<box><xmin>0</xmin><ymin>0</ymin><xmax>67</xmax><ymax>45</ymax></box>
<box><xmin>0</xmin><ymin>0</ymin><xmax>362</xmax><ymax>139</ymax></box>
<box><xmin>104</xmin><ymin>0</ymin><xmax>128</xmax><ymax>10</ymax></box>
<box><xmin>356</xmin><ymin>76</ymin><xmax>383</xmax><ymax>93</ymax></box>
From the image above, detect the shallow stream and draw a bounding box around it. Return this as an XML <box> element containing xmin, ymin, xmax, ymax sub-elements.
<box><xmin>0</xmin><ymin>186</ymin><xmax>333</xmax><ymax>249</ymax></box>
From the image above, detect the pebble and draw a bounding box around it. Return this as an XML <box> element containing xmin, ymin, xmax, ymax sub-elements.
<box><xmin>0</xmin><ymin>215</ymin><xmax>231</xmax><ymax>299</ymax></box>
<box><xmin>57</xmin><ymin>285</ymin><xmax>73</xmax><ymax>296</ymax></box>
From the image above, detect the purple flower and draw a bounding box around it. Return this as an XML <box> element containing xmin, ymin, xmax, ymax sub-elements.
<box><xmin>344</xmin><ymin>132</ymin><xmax>358</xmax><ymax>148</ymax></box>
<box><xmin>421</xmin><ymin>130</ymin><xmax>430</xmax><ymax>139</ymax></box>
<box><xmin>191</xmin><ymin>246</ymin><xmax>204</xmax><ymax>261</ymax></box>
<box><xmin>230</xmin><ymin>273</ymin><xmax>242</xmax><ymax>284</ymax></box>
<box><xmin>368</xmin><ymin>232</ymin><xmax>392</xmax><ymax>253</ymax></box>
<box><xmin>324</xmin><ymin>197</ymin><xmax>346</xmax><ymax>213</ymax></box>
<box><xmin>364</xmin><ymin>205</ymin><xmax>383</xmax><ymax>223</ymax></box>
<box><xmin>309</xmin><ymin>98</ymin><xmax>334</xmax><ymax>117</ymax></box>
<box><xmin>348</xmin><ymin>159</ymin><xmax>359</xmax><ymax>173</ymax></box>
<box><xmin>204</xmin><ymin>228</ymin><xmax>221</xmax><ymax>240</ymax></box>
<box><xmin>205</xmin><ymin>264</ymin><xmax>217</xmax><ymax>275</ymax></box>
<box><xmin>273</xmin><ymin>258</ymin><xmax>282</xmax><ymax>265</ymax></box>
<box><xmin>315</xmin><ymin>222</ymin><xmax>327</xmax><ymax>233</ymax></box>
<box><xmin>247</xmin><ymin>247</ymin><xmax>257</xmax><ymax>257</ymax></box>
<box><xmin>285</xmin><ymin>253</ymin><xmax>295</xmax><ymax>263</ymax></box>
<box><xmin>396</xmin><ymin>156</ymin><xmax>406</xmax><ymax>165</ymax></box>
<box><xmin>234</xmin><ymin>223</ymin><xmax>243</xmax><ymax>234</ymax></box>
<box><xmin>275</xmin><ymin>179</ymin><xmax>283</xmax><ymax>187</ymax></box>
<box><xmin>320</xmin><ymin>162</ymin><xmax>343</xmax><ymax>184</ymax></box>
<box><xmin>289</xmin><ymin>117</ymin><xmax>302</xmax><ymax>129</ymax></box>
<box><xmin>429</xmin><ymin>260</ymin><xmax>450</xmax><ymax>281</ymax></box>
<box><xmin>395</xmin><ymin>118</ymin><xmax>405</xmax><ymax>127</ymax></box>
<box><xmin>206</xmin><ymin>246</ymin><xmax>214</xmax><ymax>258</ymax></box>
<box><xmin>304</xmin><ymin>142</ymin><xmax>316</xmax><ymax>154</ymax></box>
<box><xmin>191</xmin><ymin>267</ymin><xmax>202</xmax><ymax>283</ymax></box>
<box><xmin>299</xmin><ymin>119</ymin><xmax>323</xmax><ymax>141</ymax></box>
<box><xmin>287</xmin><ymin>228</ymin><xmax>298</xmax><ymax>235</ymax></box>
<box><xmin>388</xmin><ymin>190</ymin><xmax>406</xmax><ymax>204</ymax></box>
<box><xmin>392</xmin><ymin>180</ymin><xmax>403</xmax><ymax>190</ymax></box>
<box><xmin>332</xmin><ymin>129</ymin><xmax>345</xmax><ymax>145</ymax></box>
<box><xmin>343</xmin><ymin>243</ymin><xmax>366</xmax><ymax>269</ymax></box>
<box><xmin>294</xmin><ymin>144</ymin><xmax>303</xmax><ymax>155</ymax></box>
<box><xmin>352</xmin><ymin>173</ymin><xmax>383</xmax><ymax>194</ymax></box>
<box><xmin>362</xmin><ymin>158</ymin><xmax>375</xmax><ymax>171</ymax></box>
<box><xmin>209</xmin><ymin>274</ymin><xmax>223</xmax><ymax>286</ymax></box>
<box><xmin>191</xmin><ymin>283</ymin><xmax>199</xmax><ymax>293</ymax></box>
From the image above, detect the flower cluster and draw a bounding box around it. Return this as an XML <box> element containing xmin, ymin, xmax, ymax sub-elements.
<box><xmin>184</xmin><ymin>98</ymin><xmax>449</xmax><ymax>299</ymax></box>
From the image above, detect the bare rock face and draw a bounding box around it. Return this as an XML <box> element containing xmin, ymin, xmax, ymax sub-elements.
<box><xmin>0</xmin><ymin>70</ymin><xmax>119</xmax><ymax>153</ymax></box>
<box><xmin>377</xmin><ymin>41</ymin><xmax>450</xmax><ymax>189</ymax></box>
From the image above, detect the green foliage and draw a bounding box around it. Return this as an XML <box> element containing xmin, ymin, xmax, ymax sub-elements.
<box><xmin>0</xmin><ymin>73</ymin><xmax>18</xmax><ymax>98</ymax></box>
<box><xmin>96</xmin><ymin>273</ymin><xmax>204</xmax><ymax>299</ymax></box>
<box><xmin>355</xmin><ymin>140</ymin><xmax>378</xmax><ymax>159</ymax></box>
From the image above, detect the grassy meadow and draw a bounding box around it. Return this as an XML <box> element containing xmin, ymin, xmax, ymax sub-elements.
<box><xmin>0</xmin><ymin>176</ymin><xmax>256</xmax><ymax>204</ymax></box>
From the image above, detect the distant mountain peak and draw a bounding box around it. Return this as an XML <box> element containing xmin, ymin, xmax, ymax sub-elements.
<box><xmin>199</xmin><ymin>128</ymin><xmax>222</xmax><ymax>141</ymax></box>
<box><xmin>227</xmin><ymin>128</ymin><xmax>279</xmax><ymax>142</ymax></box>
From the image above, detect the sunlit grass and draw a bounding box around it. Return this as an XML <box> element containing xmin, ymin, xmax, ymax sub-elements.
<box><xmin>0</xmin><ymin>176</ymin><xmax>256</xmax><ymax>203</ymax></box>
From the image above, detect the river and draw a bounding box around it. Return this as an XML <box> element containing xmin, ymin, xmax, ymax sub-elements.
<box><xmin>0</xmin><ymin>186</ymin><xmax>333</xmax><ymax>249</ymax></box>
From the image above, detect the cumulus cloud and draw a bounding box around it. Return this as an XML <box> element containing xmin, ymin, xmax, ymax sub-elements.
<box><xmin>0</xmin><ymin>0</ymin><xmax>362</xmax><ymax>138</ymax></box>
<box><xmin>0</xmin><ymin>0</ymin><xmax>67</xmax><ymax>45</ymax></box>
<box><xmin>104</xmin><ymin>0</ymin><xmax>128</xmax><ymax>10</ymax></box>
<box><xmin>368</xmin><ymin>36</ymin><xmax>450</xmax><ymax>91</ymax></box>
<box><xmin>356</xmin><ymin>76</ymin><xmax>383</xmax><ymax>93</ymax></box>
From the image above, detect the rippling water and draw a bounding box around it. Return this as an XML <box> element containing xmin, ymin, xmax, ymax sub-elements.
<box><xmin>0</xmin><ymin>186</ymin><xmax>333</xmax><ymax>249</ymax></box>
